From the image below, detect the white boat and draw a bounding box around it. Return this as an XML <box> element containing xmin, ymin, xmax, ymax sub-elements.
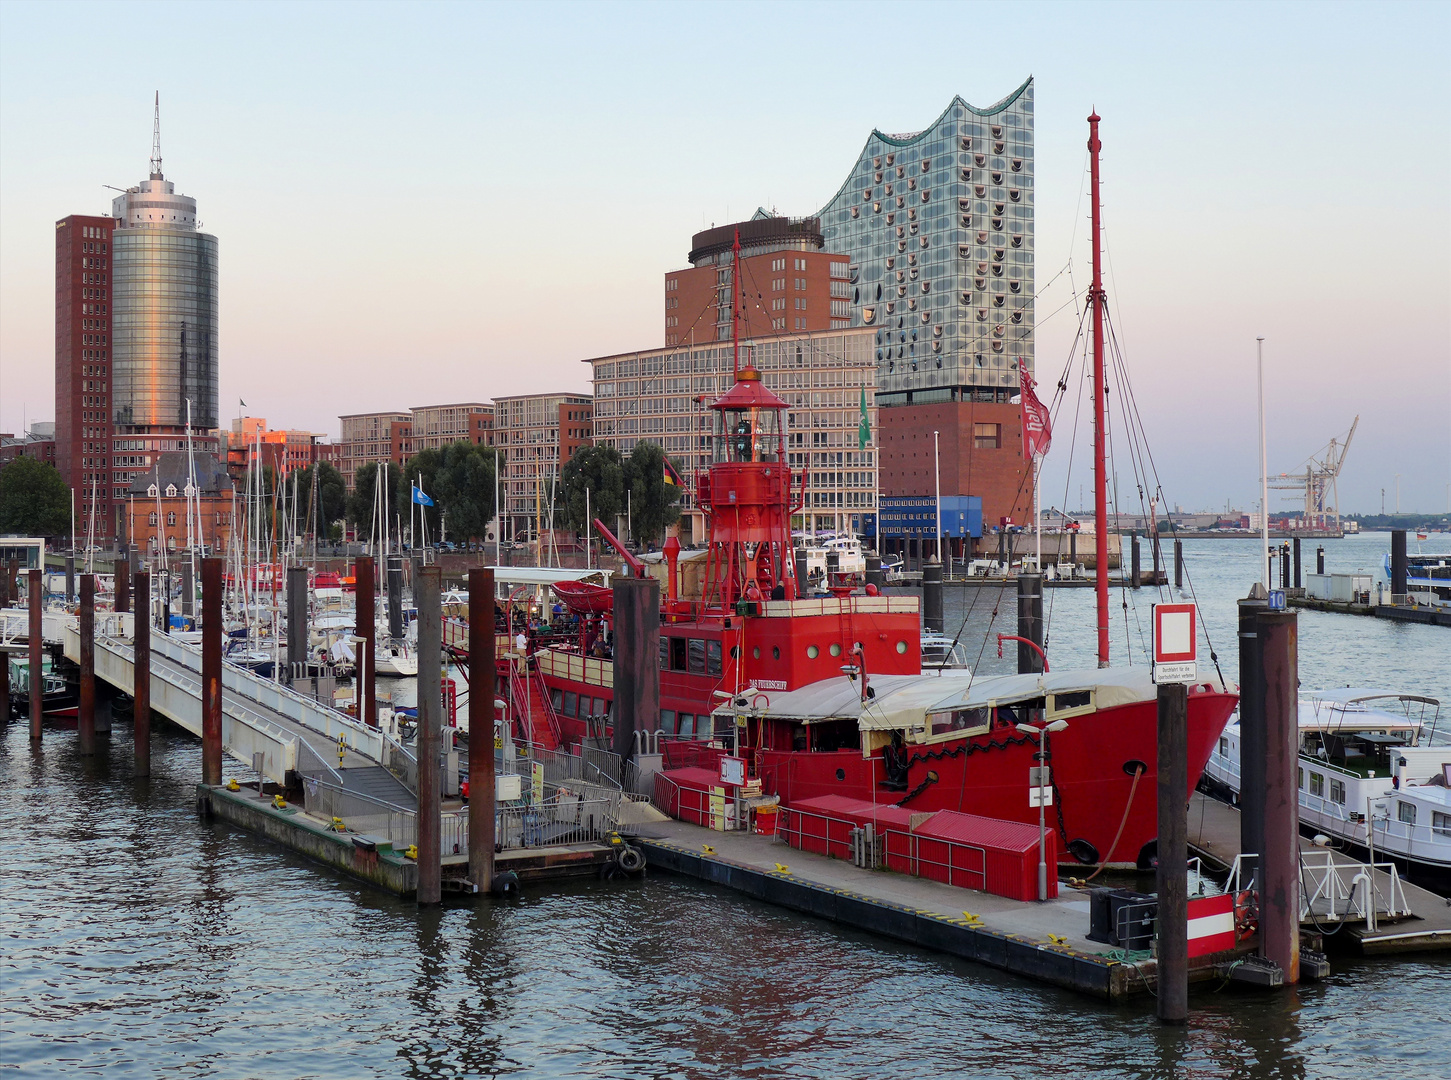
<box><xmin>796</xmin><ymin>532</ymin><xmax>867</xmax><ymax>579</ymax></box>
<box><xmin>1203</xmin><ymin>688</ymin><xmax>1451</xmax><ymax>890</ymax></box>
<box><xmin>375</xmin><ymin>638</ymin><xmax>418</xmax><ymax>677</ymax></box>
<box><xmin>919</xmin><ymin>632</ymin><xmax>971</xmax><ymax>672</ymax></box>
<box><xmin>1386</xmin><ymin>550</ymin><xmax>1451</xmax><ymax>606</ymax></box>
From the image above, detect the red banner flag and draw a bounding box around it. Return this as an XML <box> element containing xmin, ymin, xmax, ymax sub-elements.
<box><xmin>1020</xmin><ymin>365</ymin><xmax>1052</xmax><ymax>460</ymax></box>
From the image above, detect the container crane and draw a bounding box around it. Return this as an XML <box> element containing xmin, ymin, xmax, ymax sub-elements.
<box><xmin>1269</xmin><ymin>416</ymin><xmax>1358</xmax><ymax>529</ymax></box>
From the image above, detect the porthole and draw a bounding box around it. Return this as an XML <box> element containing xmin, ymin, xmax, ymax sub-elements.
<box><xmin>829</xmin><ymin>643</ymin><xmax>842</xmax><ymax>657</ymax></box>
<box><xmin>806</xmin><ymin>645</ymin><xmax>819</xmax><ymax>659</ymax></box>
<box><xmin>772</xmin><ymin>646</ymin><xmax>781</xmax><ymax>660</ymax></box>
<box><xmin>836</xmin><ymin>768</ymin><xmax>847</xmax><ymax>781</ymax></box>
<box><xmin>753</xmin><ymin>646</ymin><xmax>761</xmax><ymax>659</ymax></box>
<box><xmin>896</xmin><ymin>641</ymin><xmax>908</xmax><ymax>654</ymax></box>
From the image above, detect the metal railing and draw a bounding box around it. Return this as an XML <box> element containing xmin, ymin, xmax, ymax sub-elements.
<box><xmin>302</xmin><ymin>776</ymin><xmax>414</xmax><ymax>842</ymax></box>
<box><xmin>380</xmin><ymin>730</ymin><xmax>419</xmax><ymax>794</ymax></box>
<box><xmin>776</xmin><ymin>804</ymin><xmax>992</xmax><ymax>891</ymax></box>
<box><xmin>1227</xmin><ymin>851</ymin><xmax>1410</xmax><ymax>924</ymax></box>
<box><xmin>496</xmin><ymin>793</ymin><xmax>618</xmax><ymax>849</ymax></box>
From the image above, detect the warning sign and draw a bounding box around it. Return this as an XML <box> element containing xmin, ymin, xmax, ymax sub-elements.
<box><xmin>1153</xmin><ymin>603</ymin><xmax>1197</xmax><ymax>684</ymax></box>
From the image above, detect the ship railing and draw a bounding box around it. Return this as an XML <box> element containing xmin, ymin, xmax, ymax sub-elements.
<box><xmin>380</xmin><ymin>730</ymin><xmax>419</xmax><ymax>794</ymax></box>
<box><xmin>495</xmin><ymin>792</ymin><xmax>619</xmax><ymax>850</ymax></box>
<box><xmin>514</xmin><ymin>741</ymin><xmax>625</xmax><ymax>795</ymax></box>
<box><xmin>533</xmin><ymin>647</ymin><xmax>614</xmax><ymax>690</ymax></box>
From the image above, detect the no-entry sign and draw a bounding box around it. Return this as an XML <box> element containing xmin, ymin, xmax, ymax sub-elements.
<box><xmin>1153</xmin><ymin>603</ymin><xmax>1197</xmax><ymax>684</ymax></box>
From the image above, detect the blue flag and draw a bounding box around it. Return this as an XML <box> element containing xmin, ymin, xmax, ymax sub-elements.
<box><xmin>412</xmin><ymin>485</ymin><xmax>434</xmax><ymax>507</ymax></box>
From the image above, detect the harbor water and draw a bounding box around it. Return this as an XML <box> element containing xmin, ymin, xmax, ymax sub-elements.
<box><xmin>2</xmin><ymin>533</ymin><xmax>1447</xmax><ymax>1078</ymax></box>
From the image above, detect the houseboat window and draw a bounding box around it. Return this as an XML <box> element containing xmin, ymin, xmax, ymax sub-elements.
<box><xmin>1052</xmin><ymin>690</ymin><xmax>1092</xmax><ymax>713</ymax></box>
<box><xmin>1433</xmin><ymin>811</ymin><xmax>1451</xmax><ymax>837</ymax></box>
<box><xmin>807</xmin><ymin>645</ymin><xmax>819</xmax><ymax>659</ymax></box>
<box><xmin>550</xmin><ymin>689</ymin><xmax>563</xmax><ymax>711</ymax></box>
<box><xmin>679</xmin><ymin>713</ymin><xmax>695</xmax><ymax>737</ymax></box>
<box><xmin>707</xmin><ymin>641</ymin><xmax>723</xmax><ymax>676</ymax></box>
<box><xmin>595</xmin><ymin>697</ymin><xmax>610</xmax><ymax>719</ymax></box>
<box><xmin>659</xmin><ymin>637</ymin><xmax>669</xmax><ymax>667</ymax></box>
<box><xmin>671</xmin><ymin>637</ymin><xmax>688</xmax><ymax>671</ymax></box>
<box><xmin>689</xmin><ymin>639</ymin><xmax>706</xmax><ymax>675</ymax></box>
<box><xmin>563</xmin><ymin>691</ymin><xmax>578</xmax><ymax>718</ymax></box>
<box><xmin>660</xmin><ymin>709</ymin><xmax>677</xmax><ymax>735</ymax></box>
<box><xmin>1398</xmin><ymin>802</ymin><xmax>1416</xmax><ymax>825</ymax></box>
<box><xmin>1329</xmin><ymin>778</ymin><xmax>1345</xmax><ymax>804</ymax></box>
<box><xmin>829</xmin><ymin>643</ymin><xmax>842</xmax><ymax>657</ymax></box>
<box><xmin>930</xmin><ymin>707</ymin><xmax>989</xmax><ymax>737</ymax></box>
<box><xmin>1309</xmin><ymin>772</ymin><xmax>1324</xmax><ymax>797</ymax></box>
<box><xmin>1298</xmin><ymin>768</ymin><xmax>1304</xmax><ymax>790</ymax></box>
<box><xmin>1218</xmin><ymin>737</ymin><xmax>1228</xmax><ymax>757</ymax></box>
<box><xmin>729</xmin><ymin>645</ymin><xmax>739</xmax><ymax>659</ymax></box>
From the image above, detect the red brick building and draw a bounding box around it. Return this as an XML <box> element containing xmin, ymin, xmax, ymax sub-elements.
<box><xmin>54</xmin><ymin>214</ymin><xmax>116</xmax><ymax>535</ymax></box>
<box><xmin>665</xmin><ymin>216</ymin><xmax>851</xmax><ymax>346</ymax></box>
<box><xmin>879</xmin><ymin>400</ymin><xmax>1032</xmax><ymax>544</ymax></box>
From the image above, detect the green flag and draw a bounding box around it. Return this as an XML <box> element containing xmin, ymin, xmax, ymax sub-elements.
<box><xmin>858</xmin><ymin>386</ymin><xmax>871</xmax><ymax>449</ymax></box>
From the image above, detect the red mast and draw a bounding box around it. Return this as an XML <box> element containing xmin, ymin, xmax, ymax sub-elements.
<box><xmin>731</xmin><ymin>227</ymin><xmax>743</xmax><ymax>375</ymax></box>
<box><xmin>1088</xmin><ymin>111</ymin><xmax>1110</xmax><ymax>667</ymax></box>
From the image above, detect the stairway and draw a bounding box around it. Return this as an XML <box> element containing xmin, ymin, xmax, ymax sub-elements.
<box><xmin>511</xmin><ymin>661</ymin><xmax>561</xmax><ymax>751</ymax></box>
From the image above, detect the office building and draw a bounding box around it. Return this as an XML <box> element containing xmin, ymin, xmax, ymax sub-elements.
<box><xmin>664</xmin><ymin>217</ymin><xmax>851</xmax><ymax>345</ymax></box>
<box><xmin>493</xmin><ymin>392</ymin><xmax>592</xmax><ymax>541</ymax></box>
<box><xmin>409</xmin><ymin>402</ymin><xmax>494</xmax><ymax>451</ymax></box>
<box><xmin>54</xmin><ymin>214</ymin><xmax>116</xmax><ymax>532</ymax></box>
<box><xmin>588</xmin><ymin>327</ymin><xmax>878</xmax><ymax>542</ymax></box>
<box><xmin>338</xmin><ymin>411</ymin><xmax>413</xmax><ymax>490</ymax></box>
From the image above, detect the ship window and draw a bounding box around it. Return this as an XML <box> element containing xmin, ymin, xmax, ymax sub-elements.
<box><xmin>707</xmin><ymin>640</ymin><xmax>722</xmax><ymax>676</ymax></box>
<box><xmin>659</xmin><ymin>637</ymin><xmax>669</xmax><ymax>667</ymax></box>
<box><xmin>896</xmin><ymin>641</ymin><xmax>908</xmax><ymax>654</ymax></box>
<box><xmin>772</xmin><ymin>646</ymin><xmax>781</xmax><ymax>660</ymax></box>
<box><xmin>563</xmin><ymin>691</ymin><xmax>578</xmax><ymax>718</ymax></box>
<box><xmin>1218</xmin><ymin>737</ymin><xmax>1228</xmax><ymax>757</ymax></box>
<box><xmin>688</xmin><ymin>638</ymin><xmax>707</xmax><ymax>675</ymax></box>
<box><xmin>829</xmin><ymin>643</ymin><xmax>842</xmax><ymax>657</ymax></box>
<box><xmin>670</xmin><ymin>636</ymin><xmax>688</xmax><ymax>671</ymax></box>
<box><xmin>753</xmin><ymin>646</ymin><xmax>761</xmax><ymax>659</ymax></box>
<box><xmin>930</xmin><ymin>707</ymin><xmax>989</xmax><ymax>738</ymax></box>
<box><xmin>1398</xmin><ymin>801</ymin><xmax>1416</xmax><ymax>825</ymax></box>
<box><xmin>597</xmin><ymin>697</ymin><xmax>610</xmax><ymax>719</ymax></box>
<box><xmin>1309</xmin><ymin>772</ymin><xmax>1325</xmax><ymax>797</ymax></box>
<box><xmin>660</xmin><ymin>709</ymin><xmax>677</xmax><ymax>735</ymax></box>
<box><xmin>806</xmin><ymin>644</ymin><xmax>819</xmax><ymax>659</ymax></box>
<box><xmin>678</xmin><ymin>713</ymin><xmax>695</xmax><ymax>738</ymax></box>
<box><xmin>551</xmin><ymin>689</ymin><xmax>563</xmax><ymax>711</ymax></box>
<box><xmin>1298</xmin><ymin>768</ymin><xmax>1305</xmax><ymax>790</ymax></box>
<box><xmin>1330</xmin><ymin>778</ymin><xmax>1346</xmax><ymax>804</ymax></box>
<box><xmin>1433</xmin><ymin>811</ymin><xmax>1451</xmax><ymax>837</ymax></box>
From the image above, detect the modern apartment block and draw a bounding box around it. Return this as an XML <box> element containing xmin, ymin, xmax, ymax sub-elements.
<box><xmin>54</xmin><ymin>214</ymin><xmax>117</xmax><ymax>532</ymax></box>
<box><xmin>493</xmin><ymin>392</ymin><xmax>592</xmax><ymax>541</ymax></box>
<box><xmin>811</xmin><ymin>78</ymin><xmax>1037</xmax><ymax>530</ymax></box>
<box><xmin>588</xmin><ymin>327</ymin><xmax>878</xmax><ymax>542</ymax></box>
<box><xmin>664</xmin><ymin>216</ymin><xmax>851</xmax><ymax>345</ymax></box>
<box><xmin>338</xmin><ymin>411</ymin><xmax>413</xmax><ymax>490</ymax></box>
<box><xmin>409</xmin><ymin>402</ymin><xmax>494</xmax><ymax>451</ymax></box>
<box><xmin>222</xmin><ymin>417</ymin><xmax>327</xmax><ymax>479</ymax></box>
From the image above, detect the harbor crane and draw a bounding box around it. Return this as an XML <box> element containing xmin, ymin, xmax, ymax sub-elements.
<box><xmin>1269</xmin><ymin>416</ymin><xmax>1358</xmax><ymax>529</ymax></box>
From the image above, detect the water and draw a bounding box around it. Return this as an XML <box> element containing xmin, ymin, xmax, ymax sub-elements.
<box><xmin>3</xmin><ymin>535</ymin><xmax>1448</xmax><ymax>1079</ymax></box>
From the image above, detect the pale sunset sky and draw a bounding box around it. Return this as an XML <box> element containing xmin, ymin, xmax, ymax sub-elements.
<box><xmin>1</xmin><ymin>1</ymin><xmax>1446</xmax><ymax>514</ymax></box>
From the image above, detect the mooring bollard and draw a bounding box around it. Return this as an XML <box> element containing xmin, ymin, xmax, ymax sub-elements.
<box><xmin>355</xmin><ymin>556</ymin><xmax>376</xmax><ymax>727</ymax></box>
<box><xmin>29</xmin><ymin>568</ymin><xmax>43</xmax><ymax>741</ymax></box>
<box><xmin>415</xmin><ymin>563</ymin><xmax>443</xmax><ymax>906</ymax></box>
<box><xmin>1156</xmin><ymin>680</ymin><xmax>1189</xmax><ymax>1023</ymax></box>
<box><xmin>134</xmin><ymin>570</ymin><xmax>151</xmax><ymax>777</ymax></box>
<box><xmin>922</xmin><ymin>556</ymin><xmax>943</xmax><ymax>634</ymax></box>
<box><xmin>201</xmin><ymin>559</ymin><xmax>223</xmax><ymax>787</ymax></box>
<box><xmin>468</xmin><ymin>567</ymin><xmax>497</xmax><ymax>895</ymax></box>
<box><xmin>79</xmin><ymin>574</ymin><xmax>96</xmax><ymax>756</ymax></box>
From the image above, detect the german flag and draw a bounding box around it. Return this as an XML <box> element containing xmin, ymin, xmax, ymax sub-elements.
<box><xmin>664</xmin><ymin>459</ymin><xmax>685</xmax><ymax>487</ymax></box>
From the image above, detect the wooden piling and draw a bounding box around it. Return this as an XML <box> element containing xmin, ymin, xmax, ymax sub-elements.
<box><xmin>201</xmin><ymin>558</ymin><xmax>223</xmax><ymax>786</ymax></box>
<box><xmin>133</xmin><ymin>571</ymin><xmax>151</xmax><ymax>777</ymax></box>
<box><xmin>355</xmin><ymin>557</ymin><xmax>376</xmax><ymax>727</ymax></box>
<box><xmin>1155</xmin><ymin>680</ymin><xmax>1189</xmax><ymax>1024</ymax></box>
<box><xmin>415</xmin><ymin>563</ymin><xmax>443</xmax><ymax>906</ymax></box>
<box><xmin>28</xmin><ymin>569</ymin><xmax>43</xmax><ymax>741</ymax></box>
<box><xmin>1257</xmin><ymin>609</ymin><xmax>1300</xmax><ymax>984</ymax></box>
<box><xmin>468</xmin><ymin>567</ymin><xmax>496</xmax><ymax>894</ymax></box>
<box><xmin>79</xmin><ymin>574</ymin><xmax>96</xmax><ymax>756</ymax></box>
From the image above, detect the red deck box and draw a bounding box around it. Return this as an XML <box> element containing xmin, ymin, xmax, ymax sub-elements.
<box><xmin>655</xmin><ymin>767</ymin><xmax>721</xmax><ymax>828</ymax></box>
<box><xmin>902</xmin><ymin>810</ymin><xmax>1057</xmax><ymax>901</ymax></box>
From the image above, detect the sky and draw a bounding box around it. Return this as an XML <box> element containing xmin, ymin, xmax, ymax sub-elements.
<box><xmin>1</xmin><ymin>1</ymin><xmax>1447</xmax><ymax>515</ymax></box>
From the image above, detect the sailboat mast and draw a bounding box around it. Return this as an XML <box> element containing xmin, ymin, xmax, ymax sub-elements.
<box><xmin>731</xmin><ymin>227</ymin><xmax>743</xmax><ymax>376</ymax></box>
<box><xmin>1088</xmin><ymin>111</ymin><xmax>1110</xmax><ymax>668</ymax></box>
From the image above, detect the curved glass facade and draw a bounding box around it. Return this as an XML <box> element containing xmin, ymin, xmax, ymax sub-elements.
<box><xmin>111</xmin><ymin>228</ymin><xmax>219</xmax><ymax>430</ymax></box>
<box><xmin>817</xmin><ymin>78</ymin><xmax>1034</xmax><ymax>402</ymax></box>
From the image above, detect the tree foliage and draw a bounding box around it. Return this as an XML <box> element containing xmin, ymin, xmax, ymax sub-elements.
<box><xmin>560</xmin><ymin>444</ymin><xmax>625</xmax><ymax>534</ymax></box>
<box><xmin>625</xmin><ymin>441</ymin><xmax>683</xmax><ymax>546</ymax></box>
<box><xmin>292</xmin><ymin>462</ymin><xmax>348</xmax><ymax>536</ymax></box>
<box><xmin>346</xmin><ymin>461</ymin><xmax>401</xmax><ymax>538</ymax></box>
<box><xmin>0</xmin><ymin>458</ymin><xmax>72</xmax><ymax>538</ymax></box>
<box><xmin>394</xmin><ymin>441</ymin><xmax>498</xmax><ymax>543</ymax></box>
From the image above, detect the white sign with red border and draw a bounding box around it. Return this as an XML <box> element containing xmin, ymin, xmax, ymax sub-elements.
<box><xmin>1153</xmin><ymin>603</ymin><xmax>1197</xmax><ymax>684</ymax></box>
<box><xmin>719</xmin><ymin>755</ymin><xmax>747</xmax><ymax>788</ymax></box>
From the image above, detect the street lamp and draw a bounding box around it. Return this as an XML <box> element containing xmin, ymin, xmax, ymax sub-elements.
<box><xmin>1017</xmin><ymin>718</ymin><xmax>1069</xmax><ymax>900</ymax></box>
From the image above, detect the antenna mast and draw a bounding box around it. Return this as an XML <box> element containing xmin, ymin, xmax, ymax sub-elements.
<box><xmin>150</xmin><ymin>92</ymin><xmax>163</xmax><ymax>178</ymax></box>
<box><xmin>1088</xmin><ymin>111</ymin><xmax>1110</xmax><ymax>668</ymax></box>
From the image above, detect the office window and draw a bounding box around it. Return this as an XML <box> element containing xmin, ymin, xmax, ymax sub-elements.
<box><xmin>973</xmin><ymin>423</ymin><xmax>1001</xmax><ymax>449</ymax></box>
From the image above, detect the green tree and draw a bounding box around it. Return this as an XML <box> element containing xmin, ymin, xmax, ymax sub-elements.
<box><xmin>292</xmin><ymin>462</ymin><xmax>347</xmax><ymax>537</ymax></box>
<box><xmin>624</xmin><ymin>441</ymin><xmax>683</xmax><ymax>546</ymax></box>
<box><xmin>432</xmin><ymin>441</ymin><xmax>497</xmax><ymax>541</ymax></box>
<box><xmin>346</xmin><ymin>461</ymin><xmax>400</xmax><ymax>540</ymax></box>
<box><xmin>561</xmin><ymin>444</ymin><xmax>625</xmax><ymax>533</ymax></box>
<box><xmin>396</xmin><ymin>447</ymin><xmax>445</xmax><ymax>544</ymax></box>
<box><xmin>0</xmin><ymin>458</ymin><xmax>72</xmax><ymax>537</ymax></box>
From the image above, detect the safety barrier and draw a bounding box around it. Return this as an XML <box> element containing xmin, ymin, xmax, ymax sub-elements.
<box><xmin>301</xmin><ymin>776</ymin><xmax>415</xmax><ymax>842</ymax></box>
<box><xmin>1227</xmin><ymin>850</ymin><xmax>1410</xmax><ymax>923</ymax></box>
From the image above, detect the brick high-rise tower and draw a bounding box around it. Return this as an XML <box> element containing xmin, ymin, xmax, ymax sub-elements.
<box><xmin>54</xmin><ymin>214</ymin><xmax>116</xmax><ymax>534</ymax></box>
